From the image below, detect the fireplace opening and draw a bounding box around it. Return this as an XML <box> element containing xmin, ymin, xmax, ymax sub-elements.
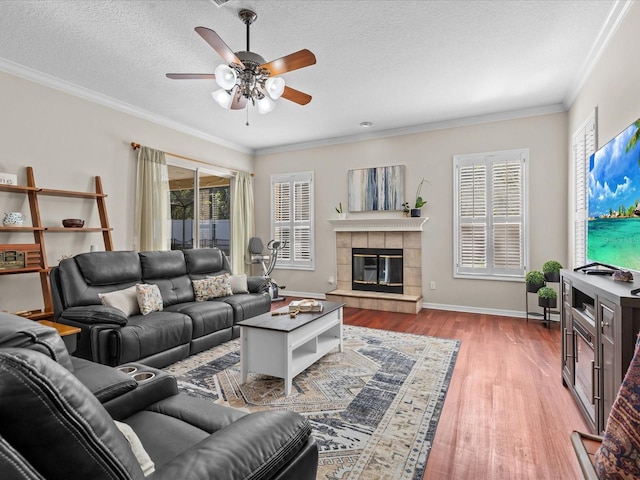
<box><xmin>352</xmin><ymin>248</ymin><xmax>403</xmax><ymax>294</ymax></box>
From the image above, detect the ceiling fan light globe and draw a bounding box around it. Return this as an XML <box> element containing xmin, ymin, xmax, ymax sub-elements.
<box><xmin>257</xmin><ymin>95</ymin><xmax>276</xmax><ymax>114</ymax></box>
<box><xmin>265</xmin><ymin>77</ymin><xmax>285</xmax><ymax>99</ymax></box>
<box><xmin>212</xmin><ymin>88</ymin><xmax>233</xmax><ymax>109</ymax></box>
<box><xmin>214</xmin><ymin>64</ymin><xmax>237</xmax><ymax>90</ymax></box>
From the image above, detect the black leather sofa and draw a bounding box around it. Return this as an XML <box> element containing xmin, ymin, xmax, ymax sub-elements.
<box><xmin>0</xmin><ymin>313</ymin><xmax>318</xmax><ymax>480</ymax></box>
<box><xmin>50</xmin><ymin>248</ymin><xmax>271</xmax><ymax>367</ymax></box>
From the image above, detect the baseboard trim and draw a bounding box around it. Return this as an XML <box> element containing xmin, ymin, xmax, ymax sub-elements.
<box><xmin>281</xmin><ymin>292</ymin><xmax>559</xmax><ymax>321</ymax></box>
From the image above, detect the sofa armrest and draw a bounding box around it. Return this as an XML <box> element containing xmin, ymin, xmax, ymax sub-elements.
<box><xmin>59</xmin><ymin>305</ymin><xmax>128</xmax><ymax>326</ymax></box>
<box><xmin>70</xmin><ymin>357</ymin><xmax>138</xmax><ymax>403</ymax></box>
<box><xmin>149</xmin><ymin>410</ymin><xmax>316</xmax><ymax>480</ymax></box>
<box><xmin>104</xmin><ymin>365</ymin><xmax>178</xmax><ymax>421</ymax></box>
<box><xmin>247</xmin><ymin>276</ymin><xmax>270</xmax><ymax>294</ymax></box>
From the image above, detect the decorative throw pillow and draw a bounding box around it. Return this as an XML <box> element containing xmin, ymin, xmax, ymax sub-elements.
<box><xmin>98</xmin><ymin>286</ymin><xmax>140</xmax><ymax>317</ymax></box>
<box><xmin>136</xmin><ymin>284</ymin><xmax>163</xmax><ymax>315</ymax></box>
<box><xmin>114</xmin><ymin>420</ymin><xmax>155</xmax><ymax>476</ymax></box>
<box><xmin>229</xmin><ymin>274</ymin><xmax>249</xmax><ymax>294</ymax></box>
<box><xmin>192</xmin><ymin>274</ymin><xmax>233</xmax><ymax>301</ymax></box>
<box><xmin>593</xmin><ymin>334</ymin><xmax>640</xmax><ymax>479</ymax></box>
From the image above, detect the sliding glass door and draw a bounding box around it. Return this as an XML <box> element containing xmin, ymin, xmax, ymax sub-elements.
<box><xmin>168</xmin><ymin>165</ymin><xmax>231</xmax><ymax>255</ymax></box>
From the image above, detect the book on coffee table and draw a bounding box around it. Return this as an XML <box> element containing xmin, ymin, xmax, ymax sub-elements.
<box><xmin>288</xmin><ymin>300</ymin><xmax>323</xmax><ymax>313</ymax></box>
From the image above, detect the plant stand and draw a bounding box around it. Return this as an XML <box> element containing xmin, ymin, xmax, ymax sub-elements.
<box><xmin>525</xmin><ymin>282</ymin><xmax>559</xmax><ymax>328</ymax></box>
<box><xmin>525</xmin><ymin>284</ymin><xmax>545</xmax><ymax>323</ymax></box>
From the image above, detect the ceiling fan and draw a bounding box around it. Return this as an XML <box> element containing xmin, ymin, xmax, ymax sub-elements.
<box><xmin>166</xmin><ymin>9</ymin><xmax>316</xmax><ymax>117</ymax></box>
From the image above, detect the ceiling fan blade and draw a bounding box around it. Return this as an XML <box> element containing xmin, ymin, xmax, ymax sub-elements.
<box><xmin>195</xmin><ymin>26</ymin><xmax>244</xmax><ymax>67</ymax></box>
<box><xmin>281</xmin><ymin>86</ymin><xmax>312</xmax><ymax>105</ymax></box>
<box><xmin>259</xmin><ymin>49</ymin><xmax>316</xmax><ymax>76</ymax></box>
<box><xmin>166</xmin><ymin>73</ymin><xmax>217</xmax><ymax>80</ymax></box>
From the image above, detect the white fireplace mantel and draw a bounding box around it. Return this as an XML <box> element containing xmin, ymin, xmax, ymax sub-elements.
<box><xmin>327</xmin><ymin>217</ymin><xmax>428</xmax><ymax>232</ymax></box>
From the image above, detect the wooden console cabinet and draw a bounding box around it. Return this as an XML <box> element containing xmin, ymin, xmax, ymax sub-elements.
<box><xmin>561</xmin><ymin>269</ymin><xmax>640</xmax><ymax>433</ymax></box>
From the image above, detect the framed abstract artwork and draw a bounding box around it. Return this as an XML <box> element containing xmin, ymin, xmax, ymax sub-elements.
<box><xmin>348</xmin><ymin>165</ymin><xmax>405</xmax><ymax>212</ymax></box>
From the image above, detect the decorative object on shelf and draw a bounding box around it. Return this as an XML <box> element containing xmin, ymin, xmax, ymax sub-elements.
<box><xmin>348</xmin><ymin>165</ymin><xmax>405</xmax><ymax>212</ymax></box>
<box><xmin>335</xmin><ymin>202</ymin><xmax>346</xmax><ymax>220</ymax></box>
<box><xmin>411</xmin><ymin>177</ymin><xmax>429</xmax><ymax>217</ymax></box>
<box><xmin>402</xmin><ymin>202</ymin><xmax>411</xmax><ymax>217</ymax></box>
<box><xmin>0</xmin><ymin>244</ymin><xmax>40</xmax><ymax>271</ymax></box>
<box><xmin>537</xmin><ymin>286</ymin><xmax>558</xmax><ymax>309</ymax></box>
<box><xmin>0</xmin><ymin>250</ymin><xmax>25</xmax><ymax>270</ymax></box>
<box><xmin>2</xmin><ymin>212</ymin><xmax>25</xmax><ymax>227</ymax></box>
<box><xmin>62</xmin><ymin>218</ymin><xmax>84</xmax><ymax>228</ymax></box>
<box><xmin>613</xmin><ymin>270</ymin><xmax>634</xmax><ymax>282</ymax></box>
<box><xmin>166</xmin><ymin>9</ymin><xmax>316</xmax><ymax>120</ymax></box>
<box><xmin>0</xmin><ymin>173</ymin><xmax>17</xmax><ymax>185</ymax></box>
<box><xmin>542</xmin><ymin>260</ymin><xmax>563</xmax><ymax>282</ymax></box>
<box><xmin>525</xmin><ymin>270</ymin><xmax>546</xmax><ymax>293</ymax></box>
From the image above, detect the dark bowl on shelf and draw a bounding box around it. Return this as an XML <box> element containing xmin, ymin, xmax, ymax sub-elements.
<box><xmin>62</xmin><ymin>218</ymin><xmax>84</xmax><ymax>228</ymax></box>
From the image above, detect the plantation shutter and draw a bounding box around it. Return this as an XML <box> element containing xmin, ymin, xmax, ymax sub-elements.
<box><xmin>573</xmin><ymin>111</ymin><xmax>596</xmax><ymax>268</ymax></box>
<box><xmin>458</xmin><ymin>163</ymin><xmax>487</xmax><ymax>270</ymax></box>
<box><xmin>454</xmin><ymin>149</ymin><xmax>527</xmax><ymax>279</ymax></box>
<box><xmin>271</xmin><ymin>172</ymin><xmax>314</xmax><ymax>270</ymax></box>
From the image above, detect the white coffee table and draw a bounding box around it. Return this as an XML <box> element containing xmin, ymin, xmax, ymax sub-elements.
<box><xmin>238</xmin><ymin>301</ymin><xmax>344</xmax><ymax>396</ymax></box>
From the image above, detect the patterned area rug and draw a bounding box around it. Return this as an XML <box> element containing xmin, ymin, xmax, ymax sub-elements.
<box><xmin>165</xmin><ymin>325</ymin><xmax>460</xmax><ymax>480</ymax></box>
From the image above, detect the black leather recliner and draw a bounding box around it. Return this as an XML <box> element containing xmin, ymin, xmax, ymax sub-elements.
<box><xmin>0</xmin><ymin>313</ymin><xmax>318</xmax><ymax>480</ymax></box>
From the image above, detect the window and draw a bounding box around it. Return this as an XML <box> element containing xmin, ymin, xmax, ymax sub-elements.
<box><xmin>572</xmin><ymin>112</ymin><xmax>596</xmax><ymax>267</ymax></box>
<box><xmin>271</xmin><ymin>171</ymin><xmax>314</xmax><ymax>270</ymax></box>
<box><xmin>453</xmin><ymin>149</ymin><xmax>528</xmax><ymax>279</ymax></box>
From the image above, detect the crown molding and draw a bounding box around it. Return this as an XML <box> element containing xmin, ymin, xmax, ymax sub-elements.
<box><xmin>0</xmin><ymin>58</ymin><xmax>252</xmax><ymax>155</ymax></box>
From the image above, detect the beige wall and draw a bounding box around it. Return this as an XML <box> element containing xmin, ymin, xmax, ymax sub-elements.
<box><xmin>253</xmin><ymin>112</ymin><xmax>568</xmax><ymax>314</ymax></box>
<box><xmin>0</xmin><ymin>71</ymin><xmax>252</xmax><ymax>313</ymax></box>
<box><xmin>569</xmin><ymin>2</ymin><xmax>640</xmax><ymax>144</ymax></box>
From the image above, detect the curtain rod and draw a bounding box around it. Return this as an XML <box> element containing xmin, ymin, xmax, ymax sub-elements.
<box><xmin>130</xmin><ymin>142</ymin><xmax>253</xmax><ymax>177</ymax></box>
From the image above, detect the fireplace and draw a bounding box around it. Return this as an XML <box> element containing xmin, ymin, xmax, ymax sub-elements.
<box><xmin>352</xmin><ymin>248</ymin><xmax>403</xmax><ymax>294</ymax></box>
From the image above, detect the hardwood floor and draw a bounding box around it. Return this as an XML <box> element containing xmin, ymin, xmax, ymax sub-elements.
<box><xmin>275</xmin><ymin>300</ymin><xmax>589</xmax><ymax>479</ymax></box>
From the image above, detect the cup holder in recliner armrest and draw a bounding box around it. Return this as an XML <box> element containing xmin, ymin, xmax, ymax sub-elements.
<box><xmin>132</xmin><ymin>371</ymin><xmax>155</xmax><ymax>382</ymax></box>
<box><xmin>117</xmin><ymin>366</ymin><xmax>137</xmax><ymax>375</ymax></box>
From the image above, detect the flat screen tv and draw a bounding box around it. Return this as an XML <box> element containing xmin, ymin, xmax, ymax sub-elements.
<box><xmin>587</xmin><ymin>117</ymin><xmax>640</xmax><ymax>271</ymax></box>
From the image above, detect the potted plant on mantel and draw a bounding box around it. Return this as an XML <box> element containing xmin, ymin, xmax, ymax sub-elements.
<box><xmin>525</xmin><ymin>270</ymin><xmax>545</xmax><ymax>293</ymax></box>
<box><xmin>542</xmin><ymin>260</ymin><xmax>563</xmax><ymax>283</ymax></box>
<box><xmin>411</xmin><ymin>178</ymin><xmax>429</xmax><ymax>217</ymax></box>
<box><xmin>335</xmin><ymin>202</ymin><xmax>346</xmax><ymax>220</ymax></box>
<box><xmin>537</xmin><ymin>286</ymin><xmax>558</xmax><ymax>309</ymax></box>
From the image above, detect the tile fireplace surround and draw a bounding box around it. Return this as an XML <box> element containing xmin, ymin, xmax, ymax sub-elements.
<box><xmin>325</xmin><ymin>218</ymin><xmax>426</xmax><ymax>313</ymax></box>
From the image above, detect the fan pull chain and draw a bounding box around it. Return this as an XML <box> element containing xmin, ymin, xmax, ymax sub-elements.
<box><xmin>246</xmin><ymin>106</ymin><xmax>250</xmax><ymax>126</ymax></box>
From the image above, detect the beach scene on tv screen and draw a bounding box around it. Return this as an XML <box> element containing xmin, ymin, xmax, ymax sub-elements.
<box><xmin>588</xmin><ymin>118</ymin><xmax>640</xmax><ymax>270</ymax></box>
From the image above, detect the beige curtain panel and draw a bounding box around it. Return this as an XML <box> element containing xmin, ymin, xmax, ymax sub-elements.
<box><xmin>134</xmin><ymin>146</ymin><xmax>170</xmax><ymax>251</ymax></box>
<box><xmin>231</xmin><ymin>171</ymin><xmax>255</xmax><ymax>275</ymax></box>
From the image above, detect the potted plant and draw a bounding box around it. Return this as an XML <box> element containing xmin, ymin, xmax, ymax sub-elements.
<box><xmin>335</xmin><ymin>202</ymin><xmax>346</xmax><ymax>220</ymax></box>
<box><xmin>537</xmin><ymin>286</ymin><xmax>557</xmax><ymax>309</ymax></box>
<box><xmin>542</xmin><ymin>260</ymin><xmax>563</xmax><ymax>283</ymax></box>
<box><xmin>525</xmin><ymin>270</ymin><xmax>545</xmax><ymax>293</ymax></box>
<box><xmin>411</xmin><ymin>177</ymin><xmax>429</xmax><ymax>217</ymax></box>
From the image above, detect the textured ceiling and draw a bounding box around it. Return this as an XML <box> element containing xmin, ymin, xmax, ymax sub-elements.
<box><xmin>0</xmin><ymin>0</ymin><xmax>623</xmax><ymax>154</ymax></box>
